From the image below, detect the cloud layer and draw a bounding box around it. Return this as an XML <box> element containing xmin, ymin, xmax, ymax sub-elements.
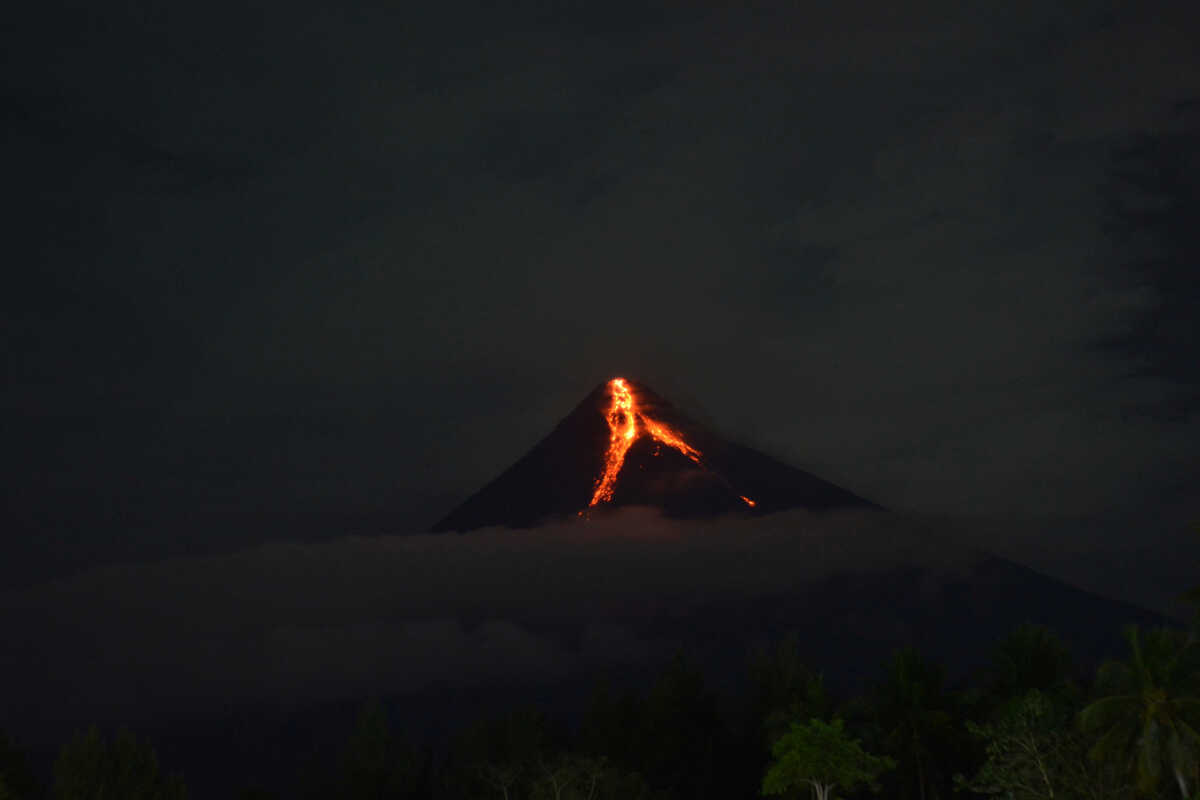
<box><xmin>4</xmin><ymin>509</ymin><xmax>978</xmax><ymax>726</ymax></box>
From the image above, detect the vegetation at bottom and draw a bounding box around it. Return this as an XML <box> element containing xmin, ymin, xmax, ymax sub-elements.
<box><xmin>2</xmin><ymin>610</ymin><xmax>1198</xmax><ymax>799</ymax></box>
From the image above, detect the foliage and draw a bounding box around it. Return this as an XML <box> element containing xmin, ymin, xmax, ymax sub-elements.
<box><xmin>576</xmin><ymin>655</ymin><xmax>726</xmax><ymax>799</ymax></box>
<box><xmin>987</xmin><ymin>624</ymin><xmax>1077</xmax><ymax>703</ymax></box>
<box><xmin>960</xmin><ymin>689</ymin><xmax>1130</xmax><ymax>800</ymax></box>
<box><xmin>762</xmin><ymin>717</ymin><xmax>893</xmax><ymax>800</ymax></box>
<box><xmin>749</xmin><ymin>634</ymin><xmax>831</xmax><ymax>746</ymax></box>
<box><xmin>436</xmin><ymin>703</ymin><xmax>658</xmax><ymax>800</ymax></box>
<box><xmin>530</xmin><ymin>754</ymin><xmax>651</xmax><ymax>800</ymax></box>
<box><xmin>1079</xmin><ymin>626</ymin><xmax>1200</xmax><ymax>798</ymax></box>
<box><xmin>338</xmin><ymin>701</ymin><xmax>421</xmax><ymax>800</ymax></box>
<box><xmin>578</xmin><ymin>682</ymin><xmax>643</xmax><ymax>767</ymax></box>
<box><xmin>639</xmin><ymin>654</ymin><xmax>723</xmax><ymax>798</ymax></box>
<box><xmin>52</xmin><ymin>726</ymin><xmax>187</xmax><ymax>800</ymax></box>
<box><xmin>0</xmin><ymin>734</ymin><xmax>37</xmax><ymax>800</ymax></box>
<box><xmin>869</xmin><ymin>647</ymin><xmax>955</xmax><ymax>800</ymax></box>
<box><xmin>23</xmin><ymin>620</ymin><xmax>1200</xmax><ymax>800</ymax></box>
<box><xmin>441</xmin><ymin>708</ymin><xmax>550</xmax><ymax>800</ymax></box>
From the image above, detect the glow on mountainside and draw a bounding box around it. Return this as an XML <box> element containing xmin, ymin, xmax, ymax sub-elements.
<box><xmin>588</xmin><ymin>378</ymin><xmax>639</xmax><ymax>506</ymax></box>
<box><xmin>587</xmin><ymin>378</ymin><xmax>755</xmax><ymax>509</ymax></box>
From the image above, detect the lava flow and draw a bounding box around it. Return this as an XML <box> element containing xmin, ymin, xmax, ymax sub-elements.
<box><xmin>587</xmin><ymin>378</ymin><xmax>755</xmax><ymax>509</ymax></box>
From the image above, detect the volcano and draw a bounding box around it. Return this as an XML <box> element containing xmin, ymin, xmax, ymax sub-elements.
<box><xmin>432</xmin><ymin>377</ymin><xmax>880</xmax><ymax>532</ymax></box>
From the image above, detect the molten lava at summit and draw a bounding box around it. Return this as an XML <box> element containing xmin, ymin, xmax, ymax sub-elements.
<box><xmin>587</xmin><ymin>378</ymin><xmax>755</xmax><ymax>510</ymax></box>
<box><xmin>430</xmin><ymin>376</ymin><xmax>880</xmax><ymax>533</ymax></box>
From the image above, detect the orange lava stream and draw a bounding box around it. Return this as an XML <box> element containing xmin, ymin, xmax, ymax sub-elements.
<box><xmin>642</xmin><ymin>419</ymin><xmax>702</xmax><ymax>463</ymax></box>
<box><xmin>588</xmin><ymin>378</ymin><xmax>638</xmax><ymax>505</ymax></box>
<box><xmin>587</xmin><ymin>377</ymin><xmax>755</xmax><ymax>509</ymax></box>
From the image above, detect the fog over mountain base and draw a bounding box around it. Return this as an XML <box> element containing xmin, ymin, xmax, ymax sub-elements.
<box><xmin>2</xmin><ymin>508</ymin><xmax>1165</xmax><ymax>745</ymax></box>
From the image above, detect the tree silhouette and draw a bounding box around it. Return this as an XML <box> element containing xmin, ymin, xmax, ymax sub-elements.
<box><xmin>762</xmin><ymin>717</ymin><xmax>892</xmax><ymax>800</ymax></box>
<box><xmin>870</xmin><ymin>648</ymin><xmax>955</xmax><ymax>800</ymax></box>
<box><xmin>578</xmin><ymin>681</ymin><xmax>643</xmax><ymax>771</ymax></box>
<box><xmin>961</xmin><ymin>689</ymin><xmax>1129</xmax><ymax>800</ymax></box>
<box><xmin>639</xmin><ymin>654</ymin><xmax>724</xmax><ymax>799</ymax></box>
<box><xmin>749</xmin><ymin>634</ymin><xmax>831</xmax><ymax>746</ymax></box>
<box><xmin>1079</xmin><ymin>626</ymin><xmax>1200</xmax><ymax>798</ymax></box>
<box><xmin>986</xmin><ymin>624</ymin><xmax>1077</xmax><ymax>704</ymax></box>
<box><xmin>0</xmin><ymin>733</ymin><xmax>37</xmax><ymax>800</ymax></box>
<box><xmin>443</xmin><ymin>708</ymin><xmax>549</xmax><ymax>800</ymax></box>
<box><xmin>52</xmin><ymin>726</ymin><xmax>187</xmax><ymax>800</ymax></box>
<box><xmin>530</xmin><ymin>754</ymin><xmax>649</xmax><ymax>800</ymax></box>
<box><xmin>337</xmin><ymin>701</ymin><xmax>419</xmax><ymax>800</ymax></box>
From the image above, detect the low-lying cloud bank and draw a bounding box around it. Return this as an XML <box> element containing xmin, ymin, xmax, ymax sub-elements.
<box><xmin>2</xmin><ymin>507</ymin><xmax>1179</xmax><ymax>733</ymax></box>
<box><xmin>0</xmin><ymin>509</ymin><xmax>971</xmax><ymax>724</ymax></box>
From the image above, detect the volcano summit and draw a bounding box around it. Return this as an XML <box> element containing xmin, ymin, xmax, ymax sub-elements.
<box><xmin>432</xmin><ymin>378</ymin><xmax>880</xmax><ymax>532</ymax></box>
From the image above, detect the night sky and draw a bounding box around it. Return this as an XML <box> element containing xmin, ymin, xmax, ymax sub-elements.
<box><xmin>5</xmin><ymin>0</ymin><xmax>1199</xmax><ymax>648</ymax></box>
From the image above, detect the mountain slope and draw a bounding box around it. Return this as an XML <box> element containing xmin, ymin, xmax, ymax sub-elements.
<box><xmin>432</xmin><ymin>378</ymin><xmax>879</xmax><ymax>531</ymax></box>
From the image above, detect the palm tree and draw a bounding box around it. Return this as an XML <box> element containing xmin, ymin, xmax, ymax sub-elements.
<box><xmin>1079</xmin><ymin>625</ymin><xmax>1200</xmax><ymax>798</ymax></box>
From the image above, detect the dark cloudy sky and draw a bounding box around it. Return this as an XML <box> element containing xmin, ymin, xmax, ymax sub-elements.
<box><xmin>4</xmin><ymin>0</ymin><xmax>1199</xmax><ymax>601</ymax></box>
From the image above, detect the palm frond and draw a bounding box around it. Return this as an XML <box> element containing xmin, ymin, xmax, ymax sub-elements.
<box><xmin>1080</xmin><ymin>695</ymin><xmax>1140</xmax><ymax>730</ymax></box>
<box><xmin>1177</xmin><ymin>719</ymin><xmax>1200</xmax><ymax>748</ymax></box>
<box><xmin>1167</xmin><ymin>729</ymin><xmax>1199</xmax><ymax>777</ymax></box>
<box><xmin>1088</xmin><ymin>717</ymin><xmax>1137</xmax><ymax>763</ymax></box>
<box><xmin>1136</xmin><ymin>731</ymin><xmax>1163</xmax><ymax>793</ymax></box>
<box><xmin>1127</xmin><ymin>626</ymin><xmax>1153</xmax><ymax>688</ymax></box>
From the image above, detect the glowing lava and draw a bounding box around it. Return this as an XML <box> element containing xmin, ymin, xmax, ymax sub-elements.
<box><xmin>587</xmin><ymin>378</ymin><xmax>755</xmax><ymax>509</ymax></box>
<box><xmin>588</xmin><ymin>378</ymin><xmax>638</xmax><ymax>506</ymax></box>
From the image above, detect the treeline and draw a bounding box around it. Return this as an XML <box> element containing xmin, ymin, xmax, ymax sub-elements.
<box><xmin>2</xmin><ymin>615</ymin><xmax>1198</xmax><ymax>800</ymax></box>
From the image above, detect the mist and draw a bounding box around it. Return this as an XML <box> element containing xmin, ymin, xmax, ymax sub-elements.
<box><xmin>3</xmin><ymin>509</ymin><xmax>973</xmax><ymax>724</ymax></box>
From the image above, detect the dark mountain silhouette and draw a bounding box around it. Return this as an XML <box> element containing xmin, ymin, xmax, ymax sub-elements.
<box><xmin>433</xmin><ymin>377</ymin><xmax>880</xmax><ymax>531</ymax></box>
